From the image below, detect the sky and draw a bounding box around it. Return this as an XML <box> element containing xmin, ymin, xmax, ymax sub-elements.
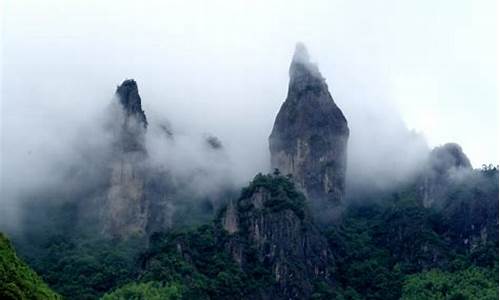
<box><xmin>1</xmin><ymin>0</ymin><xmax>498</xmax><ymax>192</ymax></box>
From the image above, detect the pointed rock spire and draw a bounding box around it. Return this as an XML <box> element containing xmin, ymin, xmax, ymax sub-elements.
<box><xmin>269</xmin><ymin>43</ymin><xmax>349</xmax><ymax>212</ymax></box>
<box><xmin>103</xmin><ymin>79</ymin><xmax>149</xmax><ymax>239</ymax></box>
<box><xmin>112</xmin><ymin>79</ymin><xmax>148</xmax><ymax>153</ymax></box>
<box><xmin>292</xmin><ymin>42</ymin><xmax>310</xmax><ymax>64</ymax></box>
<box><xmin>289</xmin><ymin>42</ymin><xmax>322</xmax><ymax>81</ymax></box>
<box><xmin>116</xmin><ymin>79</ymin><xmax>148</xmax><ymax>127</ymax></box>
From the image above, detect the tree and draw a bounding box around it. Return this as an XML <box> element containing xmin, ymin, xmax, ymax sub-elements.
<box><xmin>101</xmin><ymin>282</ymin><xmax>182</xmax><ymax>300</ymax></box>
<box><xmin>0</xmin><ymin>233</ymin><xmax>61</xmax><ymax>300</ymax></box>
<box><xmin>402</xmin><ymin>267</ymin><xmax>498</xmax><ymax>300</ymax></box>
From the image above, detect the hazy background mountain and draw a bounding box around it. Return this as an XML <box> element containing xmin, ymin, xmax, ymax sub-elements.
<box><xmin>0</xmin><ymin>2</ymin><xmax>498</xmax><ymax>299</ymax></box>
<box><xmin>2</xmin><ymin>0</ymin><xmax>497</xmax><ymax>230</ymax></box>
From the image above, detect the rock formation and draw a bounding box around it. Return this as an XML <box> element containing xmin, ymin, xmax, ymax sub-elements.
<box><xmin>221</xmin><ymin>174</ymin><xmax>334</xmax><ymax>299</ymax></box>
<box><xmin>418</xmin><ymin>143</ymin><xmax>472</xmax><ymax>208</ymax></box>
<box><xmin>103</xmin><ymin>79</ymin><xmax>150</xmax><ymax>238</ymax></box>
<box><xmin>116</xmin><ymin>79</ymin><xmax>148</xmax><ymax>127</ymax></box>
<box><xmin>416</xmin><ymin>143</ymin><xmax>498</xmax><ymax>250</ymax></box>
<box><xmin>114</xmin><ymin>79</ymin><xmax>148</xmax><ymax>152</ymax></box>
<box><xmin>269</xmin><ymin>43</ymin><xmax>349</xmax><ymax>210</ymax></box>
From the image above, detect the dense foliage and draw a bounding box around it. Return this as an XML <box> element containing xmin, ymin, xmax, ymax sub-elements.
<box><xmin>239</xmin><ymin>170</ymin><xmax>307</xmax><ymax>219</ymax></box>
<box><xmin>0</xmin><ymin>233</ymin><xmax>60</xmax><ymax>300</ymax></box>
<box><xmin>138</xmin><ymin>173</ymin><xmax>307</xmax><ymax>299</ymax></box>
<box><xmin>402</xmin><ymin>266</ymin><xmax>498</xmax><ymax>300</ymax></box>
<box><xmin>3</xmin><ymin>167</ymin><xmax>498</xmax><ymax>299</ymax></box>
<box><xmin>138</xmin><ymin>223</ymin><xmax>274</xmax><ymax>299</ymax></box>
<box><xmin>327</xmin><ymin>203</ymin><xmax>498</xmax><ymax>299</ymax></box>
<box><xmin>101</xmin><ymin>282</ymin><xmax>183</xmax><ymax>300</ymax></box>
<box><xmin>327</xmin><ymin>167</ymin><xmax>499</xmax><ymax>300</ymax></box>
<box><xmin>20</xmin><ymin>236</ymin><xmax>144</xmax><ymax>300</ymax></box>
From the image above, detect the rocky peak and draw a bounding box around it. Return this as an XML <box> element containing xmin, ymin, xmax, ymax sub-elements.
<box><xmin>116</xmin><ymin>79</ymin><xmax>148</xmax><ymax>128</ymax></box>
<box><xmin>418</xmin><ymin>143</ymin><xmax>473</xmax><ymax>208</ymax></box>
<box><xmin>221</xmin><ymin>174</ymin><xmax>334</xmax><ymax>299</ymax></box>
<box><xmin>289</xmin><ymin>42</ymin><xmax>323</xmax><ymax>84</ymax></box>
<box><xmin>428</xmin><ymin>143</ymin><xmax>472</xmax><ymax>174</ymax></box>
<box><xmin>113</xmin><ymin>79</ymin><xmax>148</xmax><ymax>153</ymax></box>
<box><xmin>269</xmin><ymin>43</ymin><xmax>349</xmax><ymax>213</ymax></box>
<box><xmin>102</xmin><ymin>79</ymin><xmax>150</xmax><ymax>238</ymax></box>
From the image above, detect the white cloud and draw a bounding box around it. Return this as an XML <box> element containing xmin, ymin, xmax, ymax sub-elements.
<box><xmin>1</xmin><ymin>0</ymin><xmax>497</xmax><ymax>207</ymax></box>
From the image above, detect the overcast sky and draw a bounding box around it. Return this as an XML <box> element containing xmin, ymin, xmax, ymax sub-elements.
<box><xmin>1</xmin><ymin>0</ymin><xmax>498</xmax><ymax>183</ymax></box>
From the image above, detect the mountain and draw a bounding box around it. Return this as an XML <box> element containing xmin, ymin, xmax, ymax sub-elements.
<box><xmin>414</xmin><ymin>143</ymin><xmax>498</xmax><ymax>250</ymax></box>
<box><xmin>138</xmin><ymin>173</ymin><xmax>334</xmax><ymax>300</ymax></box>
<box><xmin>418</xmin><ymin>143</ymin><xmax>472</xmax><ymax>208</ymax></box>
<box><xmin>102</xmin><ymin>80</ymin><xmax>234</xmax><ymax>238</ymax></box>
<box><xmin>0</xmin><ymin>233</ymin><xmax>61</xmax><ymax>300</ymax></box>
<box><xmin>221</xmin><ymin>173</ymin><xmax>334</xmax><ymax>299</ymax></box>
<box><xmin>269</xmin><ymin>43</ymin><xmax>349</xmax><ymax>214</ymax></box>
<box><xmin>115</xmin><ymin>79</ymin><xmax>148</xmax><ymax>129</ymax></box>
<box><xmin>134</xmin><ymin>164</ymin><xmax>499</xmax><ymax>300</ymax></box>
<box><xmin>3</xmin><ymin>44</ymin><xmax>498</xmax><ymax>300</ymax></box>
<box><xmin>102</xmin><ymin>79</ymin><xmax>150</xmax><ymax>238</ymax></box>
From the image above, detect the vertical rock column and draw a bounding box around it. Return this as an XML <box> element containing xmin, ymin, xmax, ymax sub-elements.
<box><xmin>269</xmin><ymin>43</ymin><xmax>349</xmax><ymax>208</ymax></box>
<box><xmin>103</xmin><ymin>79</ymin><xmax>149</xmax><ymax>238</ymax></box>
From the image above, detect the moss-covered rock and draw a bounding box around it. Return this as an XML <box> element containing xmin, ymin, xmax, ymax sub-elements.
<box><xmin>221</xmin><ymin>173</ymin><xmax>334</xmax><ymax>299</ymax></box>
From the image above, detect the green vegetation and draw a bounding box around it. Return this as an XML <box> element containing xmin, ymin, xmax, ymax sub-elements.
<box><xmin>4</xmin><ymin>168</ymin><xmax>498</xmax><ymax>299</ymax></box>
<box><xmin>0</xmin><ymin>233</ymin><xmax>61</xmax><ymax>300</ymax></box>
<box><xmin>20</xmin><ymin>235</ymin><xmax>144</xmax><ymax>300</ymax></box>
<box><xmin>101</xmin><ymin>282</ymin><xmax>183</xmax><ymax>300</ymax></box>
<box><xmin>402</xmin><ymin>266</ymin><xmax>498</xmax><ymax>300</ymax></box>
<box><xmin>327</xmin><ymin>167</ymin><xmax>498</xmax><ymax>299</ymax></box>
<box><xmin>240</xmin><ymin>170</ymin><xmax>306</xmax><ymax>219</ymax></box>
<box><xmin>139</xmin><ymin>224</ymin><xmax>272</xmax><ymax>299</ymax></box>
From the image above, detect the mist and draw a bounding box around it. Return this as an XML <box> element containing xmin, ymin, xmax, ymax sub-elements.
<box><xmin>1</xmin><ymin>1</ymin><xmax>497</xmax><ymax>230</ymax></box>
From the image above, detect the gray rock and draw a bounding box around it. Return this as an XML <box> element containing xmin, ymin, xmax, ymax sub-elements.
<box><xmin>102</xmin><ymin>79</ymin><xmax>150</xmax><ymax>238</ymax></box>
<box><xmin>418</xmin><ymin>143</ymin><xmax>472</xmax><ymax>208</ymax></box>
<box><xmin>428</xmin><ymin>143</ymin><xmax>472</xmax><ymax>173</ymax></box>
<box><xmin>115</xmin><ymin>79</ymin><xmax>148</xmax><ymax>127</ymax></box>
<box><xmin>269</xmin><ymin>43</ymin><xmax>349</xmax><ymax>211</ymax></box>
<box><xmin>221</xmin><ymin>174</ymin><xmax>334</xmax><ymax>299</ymax></box>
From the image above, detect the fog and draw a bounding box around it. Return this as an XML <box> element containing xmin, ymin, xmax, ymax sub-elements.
<box><xmin>1</xmin><ymin>1</ymin><xmax>497</xmax><ymax>228</ymax></box>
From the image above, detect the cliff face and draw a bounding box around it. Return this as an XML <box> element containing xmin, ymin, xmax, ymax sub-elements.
<box><xmin>102</xmin><ymin>79</ymin><xmax>150</xmax><ymax>238</ymax></box>
<box><xmin>269</xmin><ymin>44</ymin><xmax>349</xmax><ymax>210</ymax></box>
<box><xmin>116</xmin><ymin>79</ymin><xmax>148</xmax><ymax>127</ymax></box>
<box><xmin>441</xmin><ymin>171</ymin><xmax>499</xmax><ymax>251</ymax></box>
<box><xmin>100</xmin><ymin>80</ymin><xmax>232</xmax><ymax>238</ymax></box>
<box><xmin>418</xmin><ymin>143</ymin><xmax>472</xmax><ymax>208</ymax></box>
<box><xmin>221</xmin><ymin>174</ymin><xmax>334</xmax><ymax>299</ymax></box>
<box><xmin>114</xmin><ymin>79</ymin><xmax>148</xmax><ymax>153</ymax></box>
<box><xmin>416</xmin><ymin>143</ymin><xmax>498</xmax><ymax>250</ymax></box>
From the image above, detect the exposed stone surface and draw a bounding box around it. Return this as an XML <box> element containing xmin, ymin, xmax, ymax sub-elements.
<box><xmin>112</xmin><ymin>79</ymin><xmax>148</xmax><ymax>153</ymax></box>
<box><xmin>441</xmin><ymin>172</ymin><xmax>499</xmax><ymax>252</ymax></box>
<box><xmin>105</xmin><ymin>154</ymin><xmax>148</xmax><ymax>237</ymax></box>
<box><xmin>102</xmin><ymin>79</ymin><xmax>150</xmax><ymax>238</ymax></box>
<box><xmin>222</xmin><ymin>200</ymin><xmax>238</xmax><ymax>234</ymax></box>
<box><xmin>221</xmin><ymin>174</ymin><xmax>334</xmax><ymax>299</ymax></box>
<box><xmin>115</xmin><ymin>79</ymin><xmax>148</xmax><ymax>127</ymax></box>
<box><xmin>428</xmin><ymin>143</ymin><xmax>472</xmax><ymax>173</ymax></box>
<box><xmin>269</xmin><ymin>43</ymin><xmax>349</xmax><ymax>210</ymax></box>
<box><xmin>418</xmin><ymin>143</ymin><xmax>472</xmax><ymax>208</ymax></box>
<box><xmin>416</xmin><ymin>144</ymin><xmax>498</xmax><ymax>250</ymax></box>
